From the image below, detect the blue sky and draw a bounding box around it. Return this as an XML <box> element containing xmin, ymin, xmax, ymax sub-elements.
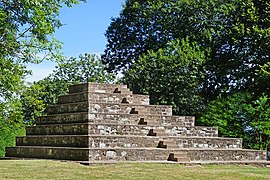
<box><xmin>26</xmin><ymin>0</ymin><xmax>125</xmax><ymax>82</ymax></box>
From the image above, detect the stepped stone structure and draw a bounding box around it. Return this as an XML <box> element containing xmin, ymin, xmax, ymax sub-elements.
<box><xmin>5</xmin><ymin>83</ymin><xmax>267</xmax><ymax>163</ymax></box>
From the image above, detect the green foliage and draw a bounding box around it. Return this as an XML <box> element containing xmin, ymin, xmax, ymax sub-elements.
<box><xmin>199</xmin><ymin>93</ymin><xmax>270</xmax><ymax>150</ymax></box>
<box><xmin>21</xmin><ymin>54</ymin><xmax>115</xmax><ymax>125</ymax></box>
<box><xmin>0</xmin><ymin>57</ymin><xmax>28</xmax><ymax>157</ymax></box>
<box><xmin>0</xmin><ymin>99</ymin><xmax>25</xmax><ymax>157</ymax></box>
<box><xmin>54</xmin><ymin>54</ymin><xmax>115</xmax><ymax>83</ymax></box>
<box><xmin>0</xmin><ymin>0</ymin><xmax>85</xmax><ymax>157</ymax></box>
<box><xmin>103</xmin><ymin>0</ymin><xmax>270</xmax><ymax>99</ymax></box>
<box><xmin>246</xmin><ymin>95</ymin><xmax>270</xmax><ymax>149</ymax></box>
<box><xmin>0</xmin><ymin>0</ymin><xmax>85</xmax><ymax>62</ymax></box>
<box><xmin>124</xmin><ymin>39</ymin><xmax>205</xmax><ymax>116</ymax></box>
<box><xmin>20</xmin><ymin>83</ymin><xmax>46</xmax><ymax>125</ymax></box>
<box><xmin>0</xmin><ymin>58</ymin><xmax>29</xmax><ymax>101</ymax></box>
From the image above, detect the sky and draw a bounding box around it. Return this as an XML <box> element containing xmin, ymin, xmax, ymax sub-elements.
<box><xmin>26</xmin><ymin>0</ymin><xmax>125</xmax><ymax>82</ymax></box>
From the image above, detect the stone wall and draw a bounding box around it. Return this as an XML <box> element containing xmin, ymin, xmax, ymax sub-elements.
<box><xmin>58</xmin><ymin>92</ymin><xmax>150</xmax><ymax>105</ymax></box>
<box><xmin>5</xmin><ymin>82</ymin><xmax>267</xmax><ymax>163</ymax></box>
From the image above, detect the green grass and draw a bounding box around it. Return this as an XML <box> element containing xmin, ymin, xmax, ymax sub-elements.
<box><xmin>0</xmin><ymin>160</ymin><xmax>269</xmax><ymax>180</ymax></box>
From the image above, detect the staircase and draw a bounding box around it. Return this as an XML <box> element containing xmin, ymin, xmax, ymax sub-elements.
<box><xmin>5</xmin><ymin>83</ymin><xmax>267</xmax><ymax>163</ymax></box>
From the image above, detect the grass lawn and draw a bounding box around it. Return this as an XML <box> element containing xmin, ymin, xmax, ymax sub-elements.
<box><xmin>0</xmin><ymin>160</ymin><xmax>269</xmax><ymax>180</ymax></box>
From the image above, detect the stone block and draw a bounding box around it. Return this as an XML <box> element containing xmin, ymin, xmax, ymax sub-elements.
<box><xmin>87</xmin><ymin>123</ymin><xmax>212</xmax><ymax>137</ymax></box>
<box><xmin>58</xmin><ymin>92</ymin><xmax>150</xmax><ymax>105</ymax></box>
<box><xmin>88</xmin><ymin>135</ymin><xmax>160</xmax><ymax>148</ymax></box>
<box><xmin>89</xmin><ymin>148</ymin><xmax>169</xmax><ymax>161</ymax></box>
<box><xmin>164</xmin><ymin>137</ymin><xmax>243</xmax><ymax>149</ymax></box>
<box><xmin>88</xmin><ymin>103</ymin><xmax>172</xmax><ymax>115</ymax></box>
<box><xmin>45</xmin><ymin>102</ymin><xmax>88</xmax><ymax>115</ymax></box>
<box><xmin>16</xmin><ymin>135</ymin><xmax>89</xmax><ymax>147</ymax></box>
<box><xmin>36</xmin><ymin>112</ymin><xmax>89</xmax><ymax>125</ymax></box>
<box><xmin>26</xmin><ymin>123</ymin><xmax>89</xmax><ymax>135</ymax></box>
<box><xmin>69</xmin><ymin>83</ymin><xmax>131</xmax><ymax>94</ymax></box>
<box><xmin>5</xmin><ymin>146</ymin><xmax>89</xmax><ymax>161</ymax></box>
<box><xmin>175</xmin><ymin>149</ymin><xmax>267</xmax><ymax>161</ymax></box>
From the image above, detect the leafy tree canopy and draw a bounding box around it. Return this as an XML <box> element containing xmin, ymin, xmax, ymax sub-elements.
<box><xmin>0</xmin><ymin>0</ymin><xmax>85</xmax><ymax>101</ymax></box>
<box><xmin>103</xmin><ymin>0</ymin><xmax>270</xmax><ymax>99</ymax></box>
<box><xmin>123</xmin><ymin>39</ymin><xmax>206</xmax><ymax>116</ymax></box>
<box><xmin>0</xmin><ymin>98</ymin><xmax>25</xmax><ymax>157</ymax></box>
<box><xmin>199</xmin><ymin>92</ymin><xmax>270</xmax><ymax>150</ymax></box>
<box><xmin>0</xmin><ymin>0</ymin><xmax>86</xmax><ymax>156</ymax></box>
<box><xmin>0</xmin><ymin>0</ymin><xmax>85</xmax><ymax>62</ymax></box>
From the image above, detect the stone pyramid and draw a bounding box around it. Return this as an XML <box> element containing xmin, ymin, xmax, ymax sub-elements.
<box><xmin>6</xmin><ymin>83</ymin><xmax>266</xmax><ymax>163</ymax></box>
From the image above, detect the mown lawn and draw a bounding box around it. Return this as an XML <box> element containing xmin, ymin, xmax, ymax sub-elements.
<box><xmin>0</xmin><ymin>160</ymin><xmax>269</xmax><ymax>180</ymax></box>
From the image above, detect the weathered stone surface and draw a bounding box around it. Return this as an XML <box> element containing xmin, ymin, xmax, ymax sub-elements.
<box><xmin>27</xmin><ymin>123</ymin><xmax>89</xmax><ymax>135</ymax></box>
<box><xmin>69</xmin><ymin>83</ymin><xmax>131</xmax><ymax>94</ymax></box>
<box><xmin>5</xmin><ymin>146</ymin><xmax>89</xmax><ymax>161</ymax></box>
<box><xmin>16</xmin><ymin>135</ymin><xmax>89</xmax><ymax>147</ymax></box>
<box><xmin>36</xmin><ymin>112</ymin><xmax>89</xmax><ymax>125</ymax></box>
<box><xmin>88</xmin><ymin>113</ymin><xmax>194</xmax><ymax>126</ymax></box>
<box><xmin>164</xmin><ymin>126</ymin><xmax>218</xmax><ymax>137</ymax></box>
<box><xmin>89</xmin><ymin>135</ymin><xmax>160</xmax><ymax>148</ymax></box>
<box><xmin>164</xmin><ymin>137</ymin><xmax>242</xmax><ymax>149</ymax></box>
<box><xmin>173</xmin><ymin>149</ymin><xmax>266</xmax><ymax>161</ymax></box>
<box><xmin>58</xmin><ymin>92</ymin><xmax>150</xmax><ymax>105</ymax></box>
<box><xmin>89</xmin><ymin>148</ymin><xmax>169</xmax><ymax>161</ymax></box>
<box><xmin>87</xmin><ymin>123</ymin><xmax>217</xmax><ymax>137</ymax></box>
<box><xmin>45</xmin><ymin>102</ymin><xmax>172</xmax><ymax>116</ymax></box>
<box><xmin>89</xmin><ymin>103</ymin><xmax>172</xmax><ymax>115</ymax></box>
<box><xmin>45</xmin><ymin>102</ymin><xmax>89</xmax><ymax>115</ymax></box>
<box><xmin>88</xmin><ymin>135</ymin><xmax>241</xmax><ymax>149</ymax></box>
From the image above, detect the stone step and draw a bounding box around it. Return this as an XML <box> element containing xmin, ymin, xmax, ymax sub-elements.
<box><xmin>166</xmin><ymin>136</ymin><xmax>242</xmax><ymax>149</ymax></box>
<box><xmin>57</xmin><ymin>92</ymin><xmax>150</xmax><ymax>105</ymax></box>
<box><xmin>88</xmin><ymin>113</ymin><xmax>194</xmax><ymax>126</ymax></box>
<box><xmin>28</xmin><ymin>122</ymin><xmax>216</xmax><ymax>137</ymax></box>
<box><xmin>6</xmin><ymin>146</ymin><xmax>266</xmax><ymax>162</ymax></box>
<box><xmin>5</xmin><ymin>146</ymin><xmax>89</xmax><ymax>161</ymax></box>
<box><xmin>26</xmin><ymin>123</ymin><xmax>89</xmax><ymax>135</ymax></box>
<box><xmin>16</xmin><ymin>135</ymin><xmax>90</xmax><ymax>147</ymax></box>
<box><xmin>158</xmin><ymin>136</ymin><xmax>243</xmax><ymax>149</ymax></box>
<box><xmin>36</xmin><ymin>112</ymin><xmax>195</xmax><ymax>127</ymax></box>
<box><xmin>16</xmin><ymin>134</ymin><xmax>243</xmax><ymax>150</ymax></box>
<box><xmin>16</xmin><ymin>135</ymin><xmax>159</xmax><ymax>149</ymax></box>
<box><xmin>167</xmin><ymin>152</ymin><xmax>190</xmax><ymax>162</ymax></box>
<box><xmin>171</xmin><ymin>149</ymin><xmax>267</xmax><ymax>161</ymax></box>
<box><xmin>88</xmin><ymin>135</ymin><xmax>160</xmax><ymax>148</ymax></box>
<box><xmin>87</xmin><ymin>135</ymin><xmax>242</xmax><ymax>149</ymax></box>
<box><xmin>148</xmin><ymin>128</ymin><xmax>166</xmax><ymax>136</ymax></box>
<box><xmin>5</xmin><ymin>146</ymin><xmax>170</xmax><ymax>162</ymax></box>
<box><xmin>87</xmin><ymin>123</ymin><xmax>217</xmax><ymax>137</ymax></box>
<box><xmin>45</xmin><ymin>102</ymin><xmax>172</xmax><ymax>116</ymax></box>
<box><xmin>36</xmin><ymin>112</ymin><xmax>89</xmax><ymax>125</ymax></box>
<box><xmin>88</xmin><ymin>148</ymin><xmax>169</xmax><ymax>161</ymax></box>
<box><xmin>90</xmin><ymin>103</ymin><xmax>172</xmax><ymax>116</ymax></box>
<box><xmin>45</xmin><ymin>102</ymin><xmax>89</xmax><ymax>115</ymax></box>
<box><xmin>158</xmin><ymin>140</ymin><xmax>178</xmax><ymax>149</ymax></box>
<box><xmin>69</xmin><ymin>83</ymin><xmax>132</xmax><ymax>94</ymax></box>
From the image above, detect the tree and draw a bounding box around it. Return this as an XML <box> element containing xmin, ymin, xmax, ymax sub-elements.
<box><xmin>0</xmin><ymin>0</ymin><xmax>85</xmax><ymax>62</ymax></box>
<box><xmin>246</xmin><ymin>95</ymin><xmax>270</xmax><ymax>150</ymax></box>
<box><xmin>198</xmin><ymin>92</ymin><xmax>270</xmax><ymax>150</ymax></box>
<box><xmin>0</xmin><ymin>0</ymin><xmax>85</xmax><ymax>101</ymax></box>
<box><xmin>0</xmin><ymin>98</ymin><xmax>25</xmax><ymax>157</ymax></box>
<box><xmin>54</xmin><ymin>54</ymin><xmax>115</xmax><ymax>84</ymax></box>
<box><xmin>21</xmin><ymin>54</ymin><xmax>115</xmax><ymax>125</ymax></box>
<box><xmin>103</xmin><ymin>0</ymin><xmax>270</xmax><ymax>99</ymax></box>
<box><xmin>0</xmin><ymin>58</ymin><xmax>28</xmax><ymax>101</ymax></box>
<box><xmin>0</xmin><ymin>0</ymin><xmax>85</xmax><ymax>156</ymax></box>
<box><xmin>123</xmin><ymin>39</ymin><xmax>206</xmax><ymax>116</ymax></box>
